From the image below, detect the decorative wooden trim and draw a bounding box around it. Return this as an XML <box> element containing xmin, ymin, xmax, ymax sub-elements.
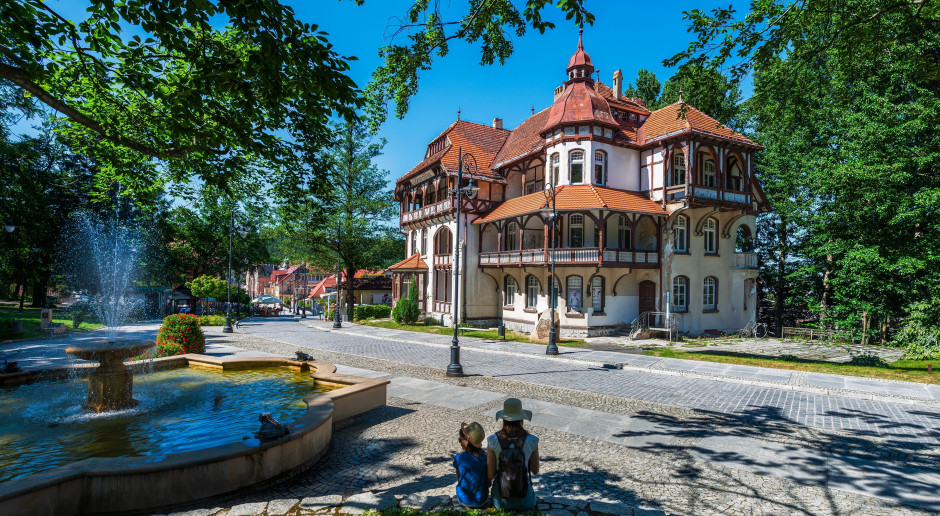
<box><xmin>721</xmin><ymin>210</ymin><xmax>749</xmax><ymax>239</ymax></box>
<box><xmin>694</xmin><ymin>208</ymin><xmax>721</xmax><ymax>236</ymax></box>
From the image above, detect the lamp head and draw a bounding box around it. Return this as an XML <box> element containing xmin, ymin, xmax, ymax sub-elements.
<box><xmin>3</xmin><ymin>219</ymin><xmax>14</xmax><ymax>233</ymax></box>
<box><xmin>238</xmin><ymin>229</ymin><xmax>249</xmax><ymax>238</ymax></box>
<box><xmin>464</xmin><ymin>178</ymin><xmax>479</xmax><ymax>199</ymax></box>
<box><xmin>539</xmin><ymin>200</ymin><xmax>554</xmax><ymax>218</ymax></box>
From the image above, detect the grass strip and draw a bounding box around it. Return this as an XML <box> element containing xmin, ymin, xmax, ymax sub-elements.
<box><xmin>359</xmin><ymin>320</ymin><xmax>586</xmax><ymax>347</ymax></box>
<box><xmin>644</xmin><ymin>348</ymin><xmax>940</xmax><ymax>385</ymax></box>
<box><xmin>0</xmin><ymin>306</ymin><xmax>104</xmax><ymax>341</ymax></box>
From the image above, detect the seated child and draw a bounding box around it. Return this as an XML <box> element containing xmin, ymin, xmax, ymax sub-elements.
<box><xmin>453</xmin><ymin>422</ymin><xmax>489</xmax><ymax>508</ymax></box>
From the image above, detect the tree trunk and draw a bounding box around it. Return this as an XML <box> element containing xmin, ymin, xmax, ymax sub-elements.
<box><xmin>344</xmin><ymin>263</ymin><xmax>355</xmax><ymax>320</ymax></box>
<box><xmin>820</xmin><ymin>253</ymin><xmax>833</xmax><ymax>323</ymax></box>
<box><xmin>774</xmin><ymin>217</ymin><xmax>788</xmax><ymax>333</ymax></box>
<box><xmin>31</xmin><ymin>279</ymin><xmax>47</xmax><ymax>308</ymax></box>
<box><xmin>861</xmin><ymin>311</ymin><xmax>868</xmax><ymax>346</ymax></box>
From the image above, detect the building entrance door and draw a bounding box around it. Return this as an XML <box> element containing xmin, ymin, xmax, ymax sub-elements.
<box><xmin>639</xmin><ymin>280</ymin><xmax>656</xmax><ymax>314</ymax></box>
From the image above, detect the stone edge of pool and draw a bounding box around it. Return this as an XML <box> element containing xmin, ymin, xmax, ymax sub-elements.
<box><xmin>0</xmin><ymin>354</ymin><xmax>388</xmax><ymax>516</ymax></box>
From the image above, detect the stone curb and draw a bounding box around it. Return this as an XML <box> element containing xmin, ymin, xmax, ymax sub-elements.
<box><xmin>298</xmin><ymin>320</ymin><xmax>940</xmax><ymax>409</ymax></box>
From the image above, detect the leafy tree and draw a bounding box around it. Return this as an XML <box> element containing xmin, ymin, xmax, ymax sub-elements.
<box><xmin>623</xmin><ymin>68</ymin><xmax>661</xmax><ymax>109</ymax></box>
<box><xmin>0</xmin><ymin>0</ymin><xmax>361</xmax><ymax>199</ymax></box>
<box><xmin>659</xmin><ymin>64</ymin><xmax>742</xmax><ymax>128</ymax></box>
<box><xmin>277</xmin><ymin>117</ymin><xmax>401</xmax><ymax>318</ymax></box>
<box><xmin>186</xmin><ymin>275</ymin><xmax>227</xmax><ymax>314</ymax></box>
<box><xmin>393</xmin><ymin>274</ymin><xmax>420</xmax><ymax>324</ymax></box>
<box><xmin>670</xmin><ymin>0</ymin><xmax>940</xmax><ymax>344</ymax></box>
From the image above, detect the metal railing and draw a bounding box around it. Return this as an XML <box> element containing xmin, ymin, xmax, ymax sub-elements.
<box><xmin>627</xmin><ymin>311</ymin><xmax>678</xmax><ymax>341</ymax></box>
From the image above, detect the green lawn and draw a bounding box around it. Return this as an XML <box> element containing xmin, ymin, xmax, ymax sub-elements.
<box><xmin>360</xmin><ymin>320</ymin><xmax>587</xmax><ymax>347</ymax></box>
<box><xmin>644</xmin><ymin>348</ymin><xmax>940</xmax><ymax>385</ymax></box>
<box><xmin>0</xmin><ymin>306</ymin><xmax>103</xmax><ymax>341</ymax></box>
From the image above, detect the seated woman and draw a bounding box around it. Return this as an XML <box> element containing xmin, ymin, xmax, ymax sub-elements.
<box><xmin>453</xmin><ymin>422</ymin><xmax>489</xmax><ymax>508</ymax></box>
<box><xmin>487</xmin><ymin>398</ymin><xmax>539</xmax><ymax>511</ymax></box>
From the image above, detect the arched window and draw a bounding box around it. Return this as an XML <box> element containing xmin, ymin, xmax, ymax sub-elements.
<box><xmin>421</xmin><ymin>229</ymin><xmax>428</xmax><ymax>255</ymax></box>
<box><xmin>703</xmin><ymin>277</ymin><xmax>717</xmax><ymax>311</ymax></box>
<box><xmin>673</xmin><ymin>152</ymin><xmax>686</xmax><ymax>185</ymax></box>
<box><xmin>672</xmin><ymin>276</ymin><xmax>688</xmax><ymax>312</ymax></box>
<box><xmin>727</xmin><ymin>158</ymin><xmax>743</xmax><ymax>191</ymax></box>
<box><xmin>618</xmin><ymin>215</ymin><xmax>632</xmax><ymax>249</ymax></box>
<box><xmin>505</xmin><ymin>222</ymin><xmax>518</xmax><ymax>251</ymax></box>
<box><xmin>569</xmin><ymin>214</ymin><xmax>584</xmax><ymax>248</ymax></box>
<box><xmin>635</xmin><ymin>217</ymin><xmax>657</xmax><ymax>251</ymax></box>
<box><xmin>702</xmin><ymin>157</ymin><xmax>716</xmax><ymax>187</ymax></box>
<box><xmin>703</xmin><ymin>217</ymin><xmax>717</xmax><ymax>254</ymax></box>
<box><xmin>550</xmin><ymin>153</ymin><xmax>560</xmax><ymax>186</ymax></box>
<box><xmin>569</xmin><ymin>150</ymin><xmax>584</xmax><ymax>184</ymax></box>
<box><xmin>434</xmin><ymin>227</ymin><xmax>453</xmax><ymax>255</ymax></box>
<box><xmin>504</xmin><ymin>276</ymin><xmax>516</xmax><ymax>306</ymax></box>
<box><xmin>673</xmin><ymin>215</ymin><xmax>688</xmax><ymax>253</ymax></box>
<box><xmin>526</xmin><ymin>276</ymin><xmax>539</xmax><ymax>308</ymax></box>
<box><xmin>566</xmin><ymin>276</ymin><xmax>583</xmax><ymax>313</ymax></box>
<box><xmin>591</xmin><ymin>276</ymin><xmax>604</xmax><ymax>314</ymax></box>
<box><xmin>594</xmin><ymin>150</ymin><xmax>607</xmax><ymax>185</ymax></box>
<box><xmin>735</xmin><ymin>224</ymin><xmax>754</xmax><ymax>252</ymax></box>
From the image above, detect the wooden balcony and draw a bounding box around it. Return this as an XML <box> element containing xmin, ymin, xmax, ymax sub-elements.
<box><xmin>689</xmin><ymin>185</ymin><xmax>750</xmax><ymax>205</ymax></box>
<box><xmin>432</xmin><ymin>300</ymin><xmax>452</xmax><ymax>313</ymax></box>
<box><xmin>401</xmin><ymin>198</ymin><xmax>455</xmax><ymax>225</ymax></box>
<box><xmin>433</xmin><ymin>254</ymin><xmax>452</xmax><ymax>268</ymax></box>
<box><xmin>733</xmin><ymin>252</ymin><xmax>758</xmax><ymax>269</ymax></box>
<box><xmin>479</xmin><ymin>248</ymin><xmax>659</xmax><ymax>268</ymax></box>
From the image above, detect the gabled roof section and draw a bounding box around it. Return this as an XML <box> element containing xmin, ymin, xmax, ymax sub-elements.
<box><xmin>386</xmin><ymin>253</ymin><xmax>429</xmax><ymax>272</ymax></box>
<box><xmin>397</xmin><ymin>120</ymin><xmax>510</xmax><ymax>188</ymax></box>
<box><xmin>491</xmin><ymin>108</ymin><xmax>550</xmax><ymax>169</ymax></box>
<box><xmin>594</xmin><ymin>82</ymin><xmax>651</xmax><ymax>114</ymax></box>
<box><xmin>642</xmin><ymin>102</ymin><xmax>760</xmax><ymax>148</ymax></box>
<box><xmin>474</xmin><ymin>185</ymin><xmax>667</xmax><ymax>224</ymax></box>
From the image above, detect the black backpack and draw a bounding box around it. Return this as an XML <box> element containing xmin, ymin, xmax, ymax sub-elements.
<box><xmin>495</xmin><ymin>435</ymin><xmax>529</xmax><ymax>498</ymax></box>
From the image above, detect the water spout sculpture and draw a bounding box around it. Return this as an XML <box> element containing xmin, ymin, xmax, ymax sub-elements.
<box><xmin>64</xmin><ymin>341</ymin><xmax>154</xmax><ymax>412</ymax></box>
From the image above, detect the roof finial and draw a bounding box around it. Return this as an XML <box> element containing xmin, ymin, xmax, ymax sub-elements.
<box><xmin>457</xmin><ymin>107</ymin><xmax>461</xmax><ymax>120</ymax></box>
<box><xmin>578</xmin><ymin>28</ymin><xmax>583</xmax><ymax>50</ymax></box>
<box><xmin>595</xmin><ymin>69</ymin><xmax>600</xmax><ymax>83</ymax></box>
<box><xmin>531</xmin><ymin>105</ymin><xmax>535</xmax><ymax>115</ymax></box>
<box><xmin>678</xmin><ymin>89</ymin><xmax>684</xmax><ymax>104</ymax></box>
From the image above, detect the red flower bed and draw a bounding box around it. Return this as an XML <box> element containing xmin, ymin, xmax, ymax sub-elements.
<box><xmin>156</xmin><ymin>313</ymin><xmax>205</xmax><ymax>354</ymax></box>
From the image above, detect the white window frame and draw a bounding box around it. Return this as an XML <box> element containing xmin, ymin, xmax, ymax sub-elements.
<box><xmin>703</xmin><ymin>217</ymin><xmax>717</xmax><ymax>254</ymax></box>
<box><xmin>591</xmin><ymin>276</ymin><xmax>604</xmax><ymax>314</ymax></box>
<box><xmin>504</xmin><ymin>276</ymin><xmax>516</xmax><ymax>306</ymax></box>
<box><xmin>703</xmin><ymin>277</ymin><xmax>717</xmax><ymax>311</ymax></box>
<box><xmin>569</xmin><ymin>150</ymin><xmax>584</xmax><ymax>184</ymax></box>
<box><xmin>618</xmin><ymin>214</ymin><xmax>631</xmax><ymax>249</ymax></box>
<box><xmin>673</xmin><ymin>152</ymin><xmax>686</xmax><ymax>185</ymax></box>
<box><xmin>505</xmin><ymin>222</ymin><xmax>518</xmax><ymax>251</ymax></box>
<box><xmin>526</xmin><ymin>276</ymin><xmax>539</xmax><ymax>308</ymax></box>
<box><xmin>672</xmin><ymin>276</ymin><xmax>688</xmax><ymax>312</ymax></box>
<box><xmin>594</xmin><ymin>150</ymin><xmax>607</xmax><ymax>185</ymax></box>
<box><xmin>550</xmin><ymin>153</ymin><xmax>560</xmax><ymax>186</ymax></box>
<box><xmin>674</xmin><ymin>215</ymin><xmax>688</xmax><ymax>253</ymax></box>
<box><xmin>702</xmin><ymin>158</ymin><xmax>716</xmax><ymax>187</ymax></box>
<box><xmin>569</xmin><ymin>214</ymin><xmax>584</xmax><ymax>248</ymax></box>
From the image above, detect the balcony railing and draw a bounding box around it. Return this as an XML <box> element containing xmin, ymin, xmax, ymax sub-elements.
<box><xmin>433</xmin><ymin>300</ymin><xmax>452</xmax><ymax>313</ymax></box>
<box><xmin>733</xmin><ymin>252</ymin><xmax>758</xmax><ymax>269</ymax></box>
<box><xmin>401</xmin><ymin>198</ymin><xmax>455</xmax><ymax>224</ymax></box>
<box><xmin>433</xmin><ymin>254</ymin><xmax>452</xmax><ymax>268</ymax></box>
<box><xmin>689</xmin><ymin>185</ymin><xmax>750</xmax><ymax>205</ymax></box>
<box><xmin>480</xmin><ymin>248</ymin><xmax>659</xmax><ymax>267</ymax></box>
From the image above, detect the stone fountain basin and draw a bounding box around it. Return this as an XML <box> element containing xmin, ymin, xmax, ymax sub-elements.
<box><xmin>0</xmin><ymin>355</ymin><xmax>388</xmax><ymax>516</ymax></box>
<box><xmin>63</xmin><ymin>340</ymin><xmax>155</xmax><ymax>362</ymax></box>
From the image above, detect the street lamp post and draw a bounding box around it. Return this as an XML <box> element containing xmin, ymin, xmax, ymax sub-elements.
<box><xmin>223</xmin><ymin>214</ymin><xmax>248</xmax><ymax>334</ymax></box>
<box><xmin>447</xmin><ymin>148</ymin><xmax>480</xmax><ymax>378</ymax></box>
<box><xmin>333</xmin><ymin>224</ymin><xmax>343</xmax><ymax>329</ymax></box>
<box><xmin>540</xmin><ymin>186</ymin><xmax>560</xmax><ymax>355</ymax></box>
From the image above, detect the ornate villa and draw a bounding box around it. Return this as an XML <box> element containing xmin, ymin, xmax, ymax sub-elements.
<box><xmin>387</xmin><ymin>33</ymin><xmax>769</xmax><ymax>337</ymax></box>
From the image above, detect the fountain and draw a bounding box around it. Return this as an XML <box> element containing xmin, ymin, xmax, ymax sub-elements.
<box><xmin>0</xmin><ymin>211</ymin><xmax>390</xmax><ymax>516</ymax></box>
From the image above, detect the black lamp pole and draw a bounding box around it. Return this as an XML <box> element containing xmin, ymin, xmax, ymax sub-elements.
<box><xmin>447</xmin><ymin>148</ymin><xmax>479</xmax><ymax>378</ymax></box>
<box><xmin>543</xmin><ymin>188</ymin><xmax>559</xmax><ymax>355</ymax></box>
<box><xmin>223</xmin><ymin>211</ymin><xmax>234</xmax><ymax>333</ymax></box>
<box><xmin>333</xmin><ymin>224</ymin><xmax>343</xmax><ymax>329</ymax></box>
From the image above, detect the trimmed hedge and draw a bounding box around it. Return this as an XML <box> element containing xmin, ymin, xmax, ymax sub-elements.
<box><xmin>199</xmin><ymin>314</ymin><xmax>226</xmax><ymax>326</ymax></box>
<box><xmin>157</xmin><ymin>313</ymin><xmax>206</xmax><ymax>354</ymax></box>
<box><xmin>353</xmin><ymin>304</ymin><xmax>392</xmax><ymax>320</ymax></box>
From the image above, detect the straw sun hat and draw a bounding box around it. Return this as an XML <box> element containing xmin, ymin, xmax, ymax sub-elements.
<box><xmin>461</xmin><ymin>422</ymin><xmax>485</xmax><ymax>447</ymax></box>
<box><xmin>494</xmin><ymin>397</ymin><xmax>532</xmax><ymax>422</ymax></box>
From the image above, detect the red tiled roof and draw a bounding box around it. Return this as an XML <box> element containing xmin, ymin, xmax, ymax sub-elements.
<box><xmin>386</xmin><ymin>253</ymin><xmax>428</xmax><ymax>271</ymax></box>
<box><xmin>397</xmin><ymin>120</ymin><xmax>510</xmax><ymax>187</ymax></box>
<box><xmin>474</xmin><ymin>185</ymin><xmax>667</xmax><ymax>224</ymax></box>
<box><xmin>542</xmin><ymin>81</ymin><xmax>617</xmax><ymax>131</ymax></box>
<box><xmin>642</xmin><ymin>102</ymin><xmax>760</xmax><ymax>147</ymax></box>
<box><xmin>307</xmin><ymin>277</ymin><xmax>336</xmax><ymax>299</ymax></box>
<box><xmin>491</xmin><ymin>108</ymin><xmax>550</xmax><ymax>169</ymax></box>
<box><xmin>594</xmin><ymin>82</ymin><xmax>651</xmax><ymax>114</ymax></box>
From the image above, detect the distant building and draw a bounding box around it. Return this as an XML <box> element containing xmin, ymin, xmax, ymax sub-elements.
<box><xmin>389</xmin><ymin>32</ymin><xmax>769</xmax><ymax>337</ymax></box>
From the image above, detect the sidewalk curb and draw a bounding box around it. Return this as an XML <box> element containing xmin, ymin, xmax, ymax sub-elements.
<box><xmin>297</xmin><ymin>320</ymin><xmax>940</xmax><ymax>409</ymax></box>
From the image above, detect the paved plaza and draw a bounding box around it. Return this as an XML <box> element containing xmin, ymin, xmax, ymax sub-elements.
<box><xmin>3</xmin><ymin>317</ymin><xmax>940</xmax><ymax>515</ymax></box>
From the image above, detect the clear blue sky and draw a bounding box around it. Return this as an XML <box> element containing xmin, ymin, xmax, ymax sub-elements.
<box><xmin>300</xmin><ymin>1</ymin><xmax>751</xmax><ymax>188</ymax></box>
<box><xmin>39</xmin><ymin>1</ymin><xmax>750</xmax><ymax>192</ymax></box>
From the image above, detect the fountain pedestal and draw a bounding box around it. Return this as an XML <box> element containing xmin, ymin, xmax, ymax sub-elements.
<box><xmin>65</xmin><ymin>341</ymin><xmax>155</xmax><ymax>413</ymax></box>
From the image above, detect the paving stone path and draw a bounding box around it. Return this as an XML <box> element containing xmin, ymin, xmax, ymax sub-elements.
<box><xmin>142</xmin><ymin>317</ymin><xmax>940</xmax><ymax>515</ymax></box>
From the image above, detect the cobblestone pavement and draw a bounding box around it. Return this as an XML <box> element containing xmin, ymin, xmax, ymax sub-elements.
<box><xmin>153</xmin><ymin>326</ymin><xmax>938</xmax><ymax>516</ymax></box>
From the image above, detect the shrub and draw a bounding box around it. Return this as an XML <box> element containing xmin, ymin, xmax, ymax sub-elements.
<box><xmin>133</xmin><ymin>343</ymin><xmax>184</xmax><ymax>360</ymax></box>
<box><xmin>778</xmin><ymin>354</ymin><xmax>800</xmax><ymax>362</ymax></box>
<box><xmin>373</xmin><ymin>304</ymin><xmax>392</xmax><ymax>319</ymax></box>
<box><xmin>393</xmin><ymin>275</ymin><xmax>421</xmax><ymax>324</ymax></box>
<box><xmin>848</xmin><ymin>353</ymin><xmax>888</xmax><ymax>368</ymax></box>
<box><xmin>354</xmin><ymin>304</ymin><xmax>394</xmax><ymax>320</ymax></box>
<box><xmin>199</xmin><ymin>314</ymin><xmax>226</xmax><ymax>326</ymax></box>
<box><xmin>157</xmin><ymin>313</ymin><xmax>205</xmax><ymax>354</ymax></box>
<box><xmin>423</xmin><ymin>315</ymin><xmax>440</xmax><ymax>326</ymax></box>
<box><xmin>894</xmin><ymin>302</ymin><xmax>940</xmax><ymax>360</ymax></box>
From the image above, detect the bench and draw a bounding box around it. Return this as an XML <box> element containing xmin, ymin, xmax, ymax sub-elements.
<box><xmin>781</xmin><ymin>327</ymin><xmax>834</xmax><ymax>341</ymax></box>
<box><xmin>457</xmin><ymin>327</ymin><xmax>488</xmax><ymax>336</ymax></box>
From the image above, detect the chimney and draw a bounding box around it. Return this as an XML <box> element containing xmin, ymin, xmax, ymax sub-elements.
<box><xmin>554</xmin><ymin>84</ymin><xmax>565</xmax><ymax>102</ymax></box>
<box><xmin>612</xmin><ymin>69</ymin><xmax>623</xmax><ymax>100</ymax></box>
<box><xmin>492</xmin><ymin>117</ymin><xmax>503</xmax><ymax>130</ymax></box>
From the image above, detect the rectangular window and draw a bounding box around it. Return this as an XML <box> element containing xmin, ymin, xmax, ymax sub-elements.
<box><xmin>564</xmin><ymin>126</ymin><xmax>575</xmax><ymax>136</ymax></box>
<box><xmin>566</xmin><ymin>276</ymin><xmax>583</xmax><ymax>314</ymax></box>
<box><xmin>526</xmin><ymin>276</ymin><xmax>538</xmax><ymax>308</ymax></box>
<box><xmin>604</xmin><ymin>128</ymin><xmax>613</xmax><ymax>138</ymax></box>
<box><xmin>593</xmin><ymin>126</ymin><xmax>602</xmax><ymax>136</ymax></box>
<box><xmin>591</xmin><ymin>276</ymin><xmax>603</xmax><ymax>313</ymax></box>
